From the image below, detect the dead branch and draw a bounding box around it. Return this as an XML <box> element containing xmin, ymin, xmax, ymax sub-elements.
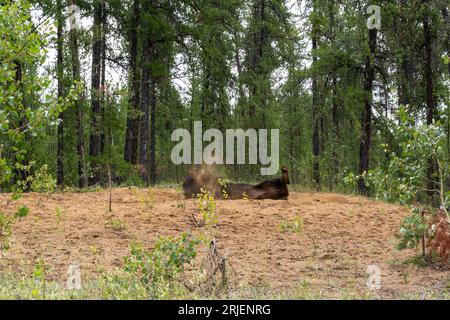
<box><xmin>190</xmin><ymin>212</ymin><xmax>205</xmax><ymax>227</ymax></box>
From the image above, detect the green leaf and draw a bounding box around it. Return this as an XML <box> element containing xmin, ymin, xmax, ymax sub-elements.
<box><xmin>15</xmin><ymin>205</ymin><xmax>29</xmax><ymax>218</ymax></box>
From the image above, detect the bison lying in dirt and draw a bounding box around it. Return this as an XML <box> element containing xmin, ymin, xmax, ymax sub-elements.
<box><xmin>183</xmin><ymin>166</ymin><xmax>290</xmax><ymax>200</ymax></box>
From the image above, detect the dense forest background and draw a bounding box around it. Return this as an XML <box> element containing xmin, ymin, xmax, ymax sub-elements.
<box><xmin>1</xmin><ymin>0</ymin><xmax>449</xmax><ymax>199</ymax></box>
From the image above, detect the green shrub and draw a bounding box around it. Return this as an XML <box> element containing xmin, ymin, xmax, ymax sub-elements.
<box><xmin>396</xmin><ymin>209</ymin><xmax>428</xmax><ymax>251</ymax></box>
<box><xmin>123</xmin><ymin>232</ymin><xmax>200</xmax><ymax>299</ymax></box>
<box><xmin>196</xmin><ymin>188</ymin><xmax>217</xmax><ymax>226</ymax></box>
<box><xmin>106</xmin><ymin>218</ymin><xmax>125</xmax><ymax>232</ymax></box>
<box><xmin>0</xmin><ymin>205</ymin><xmax>29</xmax><ymax>252</ymax></box>
<box><xmin>31</xmin><ymin>164</ymin><xmax>56</xmax><ymax>194</ymax></box>
<box><xmin>280</xmin><ymin>216</ymin><xmax>304</xmax><ymax>236</ymax></box>
<box><xmin>346</xmin><ymin>107</ymin><xmax>449</xmax><ymax>255</ymax></box>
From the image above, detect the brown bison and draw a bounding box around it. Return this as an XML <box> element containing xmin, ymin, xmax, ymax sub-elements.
<box><xmin>182</xmin><ymin>165</ymin><xmax>290</xmax><ymax>200</ymax></box>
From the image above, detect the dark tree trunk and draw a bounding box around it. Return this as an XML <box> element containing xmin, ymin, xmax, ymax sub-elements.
<box><xmin>139</xmin><ymin>38</ymin><xmax>152</xmax><ymax>185</ymax></box>
<box><xmin>444</xmin><ymin>7</ymin><xmax>450</xmax><ymax>189</ymax></box>
<box><xmin>14</xmin><ymin>61</ymin><xmax>30</xmax><ymax>188</ymax></box>
<box><xmin>358</xmin><ymin>28</ymin><xmax>377</xmax><ymax>195</ymax></box>
<box><xmin>56</xmin><ymin>0</ymin><xmax>64</xmax><ymax>187</ymax></box>
<box><xmin>124</xmin><ymin>0</ymin><xmax>141</xmax><ymax>165</ymax></box>
<box><xmin>100</xmin><ymin>3</ymin><xmax>107</xmax><ymax>154</ymax></box>
<box><xmin>398</xmin><ymin>56</ymin><xmax>411</xmax><ymax>107</ymax></box>
<box><xmin>311</xmin><ymin>0</ymin><xmax>320</xmax><ymax>191</ymax></box>
<box><xmin>233</xmin><ymin>30</ymin><xmax>245</xmax><ymax>125</ymax></box>
<box><xmin>248</xmin><ymin>0</ymin><xmax>268</xmax><ymax>121</ymax></box>
<box><xmin>89</xmin><ymin>0</ymin><xmax>103</xmax><ymax>184</ymax></box>
<box><xmin>423</xmin><ymin>6</ymin><xmax>437</xmax><ymax>198</ymax></box>
<box><xmin>329</xmin><ymin>3</ymin><xmax>339</xmax><ymax>191</ymax></box>
<box><xmin>444</xmin><ymin>7</ymin><xmax>450</xmax><ymax>76</ymax></box>
<box><xmin>69</xmin><ymin>0</ymin><xmax>87</xmax><ymax>188</ymax></box>
<box><xmin>396</xmin><ymin>2</ymin><xmax>411</xmax><ymax>109</ymax></box>
<box><xmin>330</xmin><ymin>75</ymin><xmax>339</xmax><ymax>191</ymax></box>
<box><xmin>424</xmin><ymin>12</ymin><xmax>434</xmax><ymax>127</ymax></box>
<box><xmin>149</xmin><ymin>78</ymin><xmax>157</xmax><ymax>185</ymax></box>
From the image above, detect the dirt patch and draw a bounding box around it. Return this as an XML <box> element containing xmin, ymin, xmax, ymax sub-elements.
<box><xmin>1</xmin><ymin>188</ymin><xmax>449</xmax><ymax>298</ymax></box>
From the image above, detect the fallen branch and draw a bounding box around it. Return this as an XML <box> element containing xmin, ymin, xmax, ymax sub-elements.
<box><xmin>190</xmin><ymin>212</ymin><xmax>205</xmax><ymax>227</ymax></box>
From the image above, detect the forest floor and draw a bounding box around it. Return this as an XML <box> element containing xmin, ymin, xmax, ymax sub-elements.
<box><xmin>1</xmin><ymin>188</ymin><xmax>449</xmax><ymax>299</ymax></box>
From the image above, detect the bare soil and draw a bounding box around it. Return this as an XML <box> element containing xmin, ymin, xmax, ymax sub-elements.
<box><xmin>1</xmin><ymin>188</ymin><xmax>449</xmax><ymax>299</ymax></box>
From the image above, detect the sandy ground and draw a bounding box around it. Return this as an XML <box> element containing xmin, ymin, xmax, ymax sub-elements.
<box><xmin>0</xmin><ymin>188</ymin><xmax>449</xmax><ymax>299</ymax></box>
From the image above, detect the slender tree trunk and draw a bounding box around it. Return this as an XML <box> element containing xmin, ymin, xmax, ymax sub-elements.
<box><xmin>14</xmin><ymin>61</ymin><xmax>29</xmax><ymax>188</ymax></box>
<box><xmin>311</xmin><ymin>0</ymin><xmax>320</xmax><ymax>191</ymax></box>
<box><xmin>259</xmin><ymin>0</ymin><xmax>267</xmax><ymax>128</ymax></box>
<box><xmin>329</xmin><ymin>3</ymin><xmax>339</xmax><ymax>191</ymax></box>
<box><xmin>56</xmin><ymin>0</ymin><xmax>65</xmax><ymax>187</ymax></box>
<box><xmin>89</xmin><ymin>0</ymin><xmax>103</xmax><ymax>184</ymax></box>
<box><xmin>139</xmin><ymin>38</ymin><xmax>151</xmax><ymax>185</ymax></box>
<box><xmin>398</xmin><ymin>55</ymin><xmax>410</xmax><ymax>107</ymax></box>
<box><xmin>124</xmin><ymin>0</ymin><xmax>140</xmax><ymax>165</ymax></box>
<box><xmin>248</xmin><ymin>0</ymin><xmax>267</xmax><ymax>123</ymax></box>
<box><xmin>358</xmin><ymin>28</ymin><xmax>377</xmax><ymax>195</ymax></box>
<box><xmin>423</xmin><ymin>5</ymin><xmax>437</xmax><ymax>198</ymax></box>
<box><xmin>100</xmin><ymin>3</ymin><xmax>107</xmax><ymax>154</ymax></box>
<box><xmin>330</xmin><ymin>75</ymin><xmax>339</xmax><ymax>191</ymax></box>
<box><xmin>69</xmin><ymin>0</ymin><xmax>87</xmax><ymax>188</ymax></box>
<box><xmin>444</xmin><ymin>7</ymin><xmax>450</xmax><ymax>76</ymax></box>
<box><xmin>233</xmin><ymin>30</ymin><xmax>245</xmax><ymax>126</ymax></box>
<box><xmin>149</xmin><ymin>78</ymin><xmax>156</xmax><ymax>185</ymax></box>
<box><xmin>201</xmin><ymin>55</ymin><xmax>211</xmax><ymax>124</ymax></box>
<box><xmin>424</xmin><ymin>10</ymin><xmax>434</xmax><ymax>126</ymax></box>
<box><xmin>444</xmin><ymin>7</ymin><xmax>450</xmax><ymax>189</ymax></box>
<box><xmin>396</xmin><ymin>2</ymin><xmax>411</xmax><ymax>109</ymax></box>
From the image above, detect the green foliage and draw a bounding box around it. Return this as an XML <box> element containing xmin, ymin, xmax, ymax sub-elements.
<box><xmin>367</xmin><ymin>108</ymin><xmax>448</xmax><ymax>206</ymax></box>
<box><xmin>123</xmin><ymin>233</ymin><xmax>200</xmax><ymax>298</ymax></box>
<box><xmin>106</xmin><ymin>218</ymin><xmax>125</xmax><ymax>232</ymax></box>
<box><xmin>31</xmin><ymin>164</ymin><xmax>57</xmax><ymax>194</ymax></box>
<box><xmin>15</xmin><ymin>205</ymin><xmax>29</xmax><ymax>218</ymax></box>
<box><xmin>0</xmin><ymin>0</ymin><xmax>51</xmax><ymax>189</ymax></box>
<box><xmin>131</xmin><ymin>188</ymin><xmax>154</xmax><ymax>209</ymax></box>
<box><xmin>196</xmin><ymin>188</ymin><xmax>217</xmax><ymax>226</ymax></box>
<box><xmin>0</xmin><ymin>205</ymin><xmax>28</xmax><ymax>252</ymax></box>
<box><xmin>54</xmin><ymin>206</ymin><xmax>67</xmax><ymax>237</ymax></box>
<box><xmin>366</xmin><ymin>107</ymin><xmax>450</xmax><ymax>252</ymax></box>
<box><xmin>218</xmin><ymin>179</ymin><xmax>230</xmax><ymax>199</ymax></box>
<box><xmin>31</xmin><ymin>258</ymin><xmax>47</xmax><ymax>299</ymax></box>
<box><xmin>0</xmin><ymin>213</ymin><xmax>14</xmax><ymax>252</ymax></box>
<box><xmin>280</xmin><ymin>216</ymin><xmax>304</xmax><ymax>236</ymax></box>
<box><xmin>396</xmin><ymin>210</ymin><xmax>428</xmax><ymax>250</ymax></box>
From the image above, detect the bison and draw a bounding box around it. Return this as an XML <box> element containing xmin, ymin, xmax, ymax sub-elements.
<box><xmin>182</xmin><ymin>165</ymin><xmax>290</xmax><ymax>200</ymax></box>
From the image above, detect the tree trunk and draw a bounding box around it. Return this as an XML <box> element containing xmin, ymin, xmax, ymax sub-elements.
<box><xmin>100</xmin><ymin>2</ymin><xmax>107</xmax><ymax>154</ymax></box>
<box><xmin>424</xmin><ymin>10</ymin><xmax>434</xmax><ymax>126</ymax></box>
<box><xmin>14</xmin><ymin>61</ymin><xmax>30</xmax><ymax>188</ymax></box>
<box><xmin>139</xmin><ymin>37</ymin><xmax>152</xmax><ymax>185</ymax></box>
<box><xmin>248</xmin><ymin>0</ymin><xmax>268</xmax><ymax>122</ymax></box>
<box><xmin>124</xmin><ymin>0</ymin><xmax>140</xmax><ymax>165</ymax></box>
<box><xmin>56</xmin><ymin>0</ymin><xmax>65</xmax><ymax>187</ymax></box>
<box><xmin>443</xmin><ymin>7</ymin><xmax>450</xmax><ymax>189</ymax></box>
<box><xmin>89</xmin><ymin>0</ymin><xmax>103</xmax><ymax>184</ymax></box>
<box><xmin>423</xmin><ymin>5</ymin><xmax>437</xmax><ymax>198</ymax></box>
<box><xmin>398</xmin><ymin>55</ymin><xmax>411</xmax><ymax>107</ymax></box>
<box><xmin>311</xmin><ymin>0</ymin><xmax>320</xmax><ymax>191</ymax></box>
<box><xmin>330</xmin><ymin>75</ymin><xmax>339</xmax><ymax>191</ymax></box>
<box><xmin>69</xmin><ymin>0</ymin><xmax>87</xmax><ymax>188</ymax></box>
<box><xmin>149</xmin><ymin>78</ymin><xmax>157</xmax><ymax>185</ymax></box>
<box><xmin>329</xmin><ymin>3</ymin><xmax>339</xmax><ymax>191</ymax></box>
<box><xmin>358</xmin><ymin>28</ymin><xmax>377</xmax><ymax>195</ymax></box>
